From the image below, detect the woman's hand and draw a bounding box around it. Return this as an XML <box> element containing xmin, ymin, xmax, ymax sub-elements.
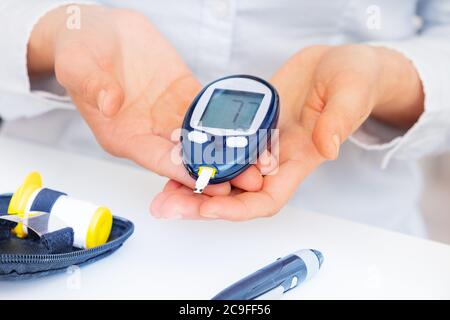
<box><xmin>150</xmin><ymin>44</ymin><xmax>424</xmax><ymax>220</ymax></box>
<box><xmin>28</xmin><ymin>5</ymin><xmax>250</xmax><ymax>195</ymax></box>
<box><xmin>298</xmin><ymin>44</ymin><xmax>424</xmax><ymax>160</ymax></box>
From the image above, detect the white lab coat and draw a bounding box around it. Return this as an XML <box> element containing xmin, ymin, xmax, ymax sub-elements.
<box><xmin>1</xmin><ymin>0</ymin><xmax>450</xmax><ymax>237</ymax></box>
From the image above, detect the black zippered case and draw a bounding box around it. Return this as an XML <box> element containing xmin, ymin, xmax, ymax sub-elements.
<box><xmin>0</xmin><ymin>193</ymin><xmax>134</xmax><ymax>280</ymax></box>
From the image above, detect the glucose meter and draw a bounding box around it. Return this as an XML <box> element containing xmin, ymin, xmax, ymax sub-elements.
<box><xmin>181</xmin><ymin>75</ymin><xmax>279</xmax><ymax>193</ymax></box>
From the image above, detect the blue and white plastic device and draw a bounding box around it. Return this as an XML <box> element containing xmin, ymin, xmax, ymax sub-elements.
<box><xmin>181</xmin><ymin>75</ymin><xmax>279</xmax><ymax>193</ymax></box>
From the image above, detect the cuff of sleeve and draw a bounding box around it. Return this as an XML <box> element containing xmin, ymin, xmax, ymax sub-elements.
<box><xmin>349</xmin><ymin>40</ymin><xmax>450</xmax><ymax>169</ymax></box>
<box><xmin>0</xmin><ymin>91</ymin><xmax>74</xmax><ymax>121</ymax></box>
<box><xmin>0</xmin><ymin>0</ymin><xmax>95</xmax><ymax>120</ymax></box>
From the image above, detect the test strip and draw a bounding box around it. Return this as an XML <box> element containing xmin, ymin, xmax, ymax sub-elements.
<box><xmin>194</xmin><ymin>167</ymin><xmax>216</xmax><ymax>193</ymax></box>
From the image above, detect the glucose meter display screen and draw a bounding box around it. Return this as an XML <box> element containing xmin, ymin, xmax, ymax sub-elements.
<box><xmin>199</xmin><ymin>89</ymin><xmax>264</xmax><ymax>130</ymax></box>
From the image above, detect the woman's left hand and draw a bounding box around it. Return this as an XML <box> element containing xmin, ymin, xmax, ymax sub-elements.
<box><xmin>150</xmin><ymin>44</ymin><xmax>424</xmax><ymax>220</ymax></box>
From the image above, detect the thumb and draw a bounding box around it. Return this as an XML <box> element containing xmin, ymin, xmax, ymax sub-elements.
<box><xmin>305</xmin><ymin>84</ymin><xmax>372</xmax><ymax>160</ymax></box>
<box><xmin>55</xmin><ymin>49</ymin><xmax>124</xmax><ymax>117</ymax></box>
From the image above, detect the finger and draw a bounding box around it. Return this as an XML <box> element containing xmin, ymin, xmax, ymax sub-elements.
<box><xmin>153</xmin><ymin>157</ymin><xmax>315</xmax><ymax>222</ymax></box>
<box><xmin>55</xmin><ymin>47</ymin><xmax>124</xmax><ymax>117</ymax></box>
<box><xmin>229</xmin><ymin>147</ymin><xmax>279</xmax><ymax>192</ymax></box>
<box><xmin>198</xmin><ymin>127</ymin><xmax>323</xmax><ymax>220</ymax></box>
<box><xmin>256</xmin><ymin>150</ymin><xmax>279</xmax><ymax>176</ymax></box>
<box><xmin>153</xmin><ymin>128</ymin><xmax>324</xmax><ymax>221</ymax></box>
<box><xmin>309</xmin><ymin>84</ymin><xmax>371</xmax><ymax>160</ymax></box>
<box><xmin>198</xmin><ymin>160</ymin><xmax>304</xmax><ymax>220</ymax></box>
<box><xmin>230</xmin><ymin>165</ymin><xmax>263</xmax><ymax>192</ymax></box>
<box><xmin>150</xmin><ymin>180</ymin><xmax>183</xmax><ymax>217</ymax></box>
<box><xmin>125</xmin><ymin>134</ymin><xmax>231</xmax><ymax>196</ymax></box>
<box><xmin>163</xmin><ymin>179</ymin><xmax>183</xmax><ymax>192</ymax></box>
<box><xmin>151</xmin><ymin>184</ymin><xmax>210</xmax><ymax>219</ymax></box>
<box><xmin>152</xmin><ymin>182</ymin><xmax>243</xmax><ymax>219</ymax></box>
<box><xmin>150</xmin><ymin>180</ymin><xmax>193</xmax><ymax>218</ymax></box>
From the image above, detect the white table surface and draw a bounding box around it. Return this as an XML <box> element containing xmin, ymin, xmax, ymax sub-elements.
<box><xmin>0</xmin><ymin>136</ymin><xmax>449</xmax><ymax>299</ymax></box>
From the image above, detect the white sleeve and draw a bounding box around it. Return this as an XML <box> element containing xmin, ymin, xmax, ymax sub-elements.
<box><xmin>0</xmin><ymin>0</ymin><xmax>94</xmax><ymax>121</ymax></box>
<box><xmin>350</xmin><ymin>0</ymin><xmax>450</xmax><ymax>168</ymax></box>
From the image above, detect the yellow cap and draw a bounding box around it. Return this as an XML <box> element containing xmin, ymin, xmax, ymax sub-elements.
<box><xmin>8</xmin><ymin>172</ymin><xmax>43</xmax><ymax>238</ymax></box>
<box><xmin>85</xmin><ymin>206</ymin><xmax>113</xmax><ymax>249</ymax></box>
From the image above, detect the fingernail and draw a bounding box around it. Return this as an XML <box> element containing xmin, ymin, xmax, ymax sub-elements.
<box><xmin>332</xmin><ymin>134</ymin><xmax>340</xmax><ymax>159</ymax></box>
<box><xmin>97</xmin><ymin>90</ymin><xmax>107</xmax><ymax>113</ymax></box>
<box><xmin>200</xmin><ymin>212</ymin><xmax>219</xmax><ymax>219</ymax></box>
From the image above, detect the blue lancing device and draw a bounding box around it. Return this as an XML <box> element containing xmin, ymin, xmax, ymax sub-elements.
<box><xmin>181</xmin><ymin>75</ymin><xmax>279</xmax><ymax>193</ymax></box>
<box><xmin>212</xmin><ymin>249</ymin><xmax>324</xmax><ymax>300</ymax></box>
